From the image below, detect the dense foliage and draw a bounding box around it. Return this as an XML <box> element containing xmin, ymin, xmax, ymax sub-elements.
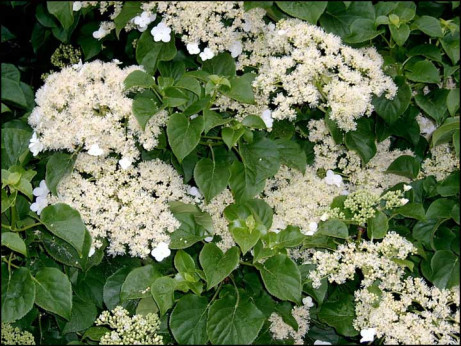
<box><xmin>1</xmin><ymin>1</ymin><xmax>460</xmax><ymax>345</ymax></box>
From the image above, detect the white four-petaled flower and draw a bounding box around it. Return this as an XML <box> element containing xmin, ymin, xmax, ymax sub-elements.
<box><xmin>88</xmin><ymin>143</ymin><xmax>104</xmax><ymax>156</ymax></box>
<box><xmin>93</xmin><ymin>26</ymin><xmax>110</xmax><ymax>40</ymax></box>
<box><xmin>188</xmin><ymin>186</ymin><xmax>202</xmax><ymax>199</ymax></box>
<box><xmin>29</xmin><ymin>132</ymin><xmax>44</xmax><ymax>157</ymax></box>
<box><xmin>119</xmin><ymin>157</ymin><xmax>132</xmax><ymax>170</ymax></box>
<box><xmin>151</xmin><ymin>22</ymin><xmax>171</xmax><ymax>42</ymax></box>
<box><xmin>132</xmin><ymin>11</ymin><xmax>156</xmax><ymax>32</ymax></box>
<box><xmin>314</xmin><ymin>341</ymin><xmax>332</xmax><ymax>345</ymax></box>
<box><xmin>403</xmin><ymin>184</ymin><xmax>412</xmax><ymax>191</ymax></box>
<box><xmin>400</xmin><ymin>198</ymin><xmax>409</xmax><ymax>205</ymax></box>
<box><xmin>151</xmin><ymin>242</ymin><xmax>171</xmax><ymax>262</ymax></box>
<box><xmin>33</xmin><ymin>180</ymin><xmax>50</xmax><ymax>198</ymax></box>
<box><xmin>261</xmin><ymin>109</ymin><xmax>273</xmax><ymax>128</ymax></box>
<box><xmin>30</xmin><ymin>196</ymin><xmax>48</xmax><ymax>215</ymax></box>
<box><xmin>302</xmin><ymin>296</ymin><xmax>314</xmax><ymax>307</ymax></box>
<box><xmin>199</xmin><ymin>47</ymin><xmax>214</xmax><ymax>61</ymax></box>
<box><xmin>73</xmin><ymin>1</ymin><xmax>82</xmax><ymax>11</ymax></box>
<box><xmin>229</xmin><ymin>40</ymin><xmax>243</xmax><ymax>58</ymax></box>
<box><xmin>186</xmin><ymin>42</ymin><xmax>200</xmax><ymax>55</ymax></box>
<box><xmin>324</xmin><ymin>169</ymin><xmax>343</xmax><ymax>187</ymax></box>
<box><xmin>360</xmin><ymin>328</ymin><xmax>376</xmax><ymax>343</ymax></box>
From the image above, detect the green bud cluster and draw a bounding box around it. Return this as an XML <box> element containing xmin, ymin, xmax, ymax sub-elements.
<box><xmin>344</xmin><ymin>190</ymin><xmax>378</xmax><ymax>225</ymax></box>
<box><xmin>96</xmin><ymin>306</ymin><xmax>163</xmax><ymax>345</ymax></box>
<box><xmin>50</xmin><ymin>44</ymin><xmax>81</xmax><ymax>68</ymax></box>
<box><xmin>1</xmin><ymin>323</ymin><xmax>35</xmax><ymax>345</ymax></box>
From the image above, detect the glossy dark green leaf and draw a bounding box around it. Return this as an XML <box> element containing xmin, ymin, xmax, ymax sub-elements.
<box><xmin>437</xmin><ymin>172</ymin><xmax>460</xmax><ymax>197</ymax></box>
<box><xmin>1</xmin><ymin>232</ymin><xmax>27</xmax><ymax>256</ymax></box>
<box><xmin>114</xmin><ymin>1</ymin><xmax>142</xmax><ymax>37</ymax></box>
<box><xmin>389</xmin><ymin>23</ymin><xmax>410</xmax><ymax>46</ymax></box>
<box><xmin>167</xmin><ymin>113</ymin><xmax>204</xmax><ymax>162</ymax></box>
<box><xmin>1</xmin><ymin>267</ymin><xmax>35</xmax><ymax>323</ymax></box>
<box><xmin>103</xmin><ymin>267</ymin><xmax>132</xmax><ymax>310</ymax></box>
<box><xmin>40</xmin><ymin>203</ymin><xmax>86</xmax><ymax>254</ymax></box>
<box><xmin>170</xmin><ymin>294</ymin><xmax>209</xmax><ymax>345</ymax></box>
<box><xmin>318</xmin><ymin>219</ymin><xmax>349</xmax><ymax>239</ymax></box>
<box><xmin>344</xmin><ymin>118</ymin><xmax>376</xmax><ymax>164</ymax></box>
<box><xmin>406</xmin><ymin>60</ymin><xmax>440</xmax><ymax>84</ymax></box>
<box><xmin>431</xmin><ymin>250</ymin><xmax>459</xmax><ymax>288</ymax></box>
<box><xmin>120</xmin><ymin>265</ymin><xmax>161</xmax><ymax>301</ymax></box>
<box><xmin>194</xmin><ymin>158</ymin><xmax>230</xmax><ymax>202</ymax></box>
<box><xmin>414</xmin><ymin>89</ymin><xmax>449</xmax><ymax>123</ymax></box>
<box><xmin>46</xmin><ymin>152</ymin><xmax>76</xmax><ymax>196</ymax></box>
<box><xmin>367</xmin><ymin>211</ymin><xmax>389</xmax><ymax>239</ymax></box>
<box><xmin>207</xmin><ymin>293</ymin><xmax>265</xmax><ymax>344</ymax></box>
<box><xmin>372</xmin><ymin>76</ymin><xmax>411</xmax><ymax>124</ymax></box>
<box><xmin>132</xmin><ymin>96</ymin><xmax>159</xmax><ymax>131</ymax></box>
<box><xmin>276</xmin><ymin>1</ymin><xmax>327</xmax><ymax>24</ymax></box>
<box><xmin>62</xmin><ymin>297</ymin><xmax>97</xmax><ymax>334</ymax></box>
<box><xmin>34</xmin><ymin>267</ymin><xmax>72</xmax><ymax>320</ymax></box>
<box><xmin>199</xmin><ymin>243</ymin><xmax>239</xmax><ymax>290</ymax></box>
<box><xmin>124</xmin><ymin>70</ymin><xmax>155</xmax><ymax>90</ymax></box>
<box><xmin>47</xmin><ymin>2</ymin><xmax>74</xmax><ymax>29</ymax></box>
<box><xmin>386</xmin><ymin>155</ymin><xmax>420</xmax><ymax>179</ymax></box>
<box><xmin>224</xmin><ymin>73</ymin><xmax>256</xmax><ymax>104</ymax></box>
<box><xmin>257</xmin><ymin>254</ymin><xmax>302</xmax><ymax>304</ymax></box>
<box><xmin>151</xmin><ymin>276</ymin><xmax>176</xmax><ymax>316</ymax></box>
<box><xmin>414</xmin><ymin>16</ymin><xmax>443</xmax><ymax>38</ymax></box>
<box><xmin>318</xmin><ymin>290</ymin><xmax>358</xmax><ymax>336</ymax></box>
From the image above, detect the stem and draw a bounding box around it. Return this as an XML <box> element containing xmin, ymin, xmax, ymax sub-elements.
<box><xmin>199</xmin><ymin>141</ymin><xmax>222</xmax><ymax>146</ymax></box>
<box><xmin>208</xmin><ymin>282</ymin><xmax>223</xmax><ymax>306</ymax></box>
<box><xmin>13</xmin><ymin>223</ymin><xmax>42</xmax><ymax>232</ymax></box>
<box><xmin>239</xmin><ymin>261</ymin><xmax>255</xmax><ymax>267</ymax></box>
<box><xmin>356</xmin><ymin>226</ymin><xmax>364</xmax><ymax>244</ymax></box>
<box><xmin>209</xmin><ymin>145</ymin><xmax>215</xmax><ymax>162</ymax></box>
<box><xmin>229</xmin><ymin>274</ymin><xmax>240</xmax><ymax>307</ymax></box>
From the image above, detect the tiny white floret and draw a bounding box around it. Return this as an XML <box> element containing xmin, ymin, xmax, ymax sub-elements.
<box><xmin>314</xmin><ymin>341</ymin><xmax>332</xmax><ymax>345</ymax></box>
<box><xmin>400</xmin><ymin>198</ymin><xmax>409</xmax><ymax>205</ymax></box>
<box><xmin>132</xmin><ymin>11</ymin><xmax>156</xmax><ymax>32</ymax></box>
<box><xmin>229</xmin><ymin>40</ymin><xmax>243</xmax><ymax>58</ymax></box>
<box><xmin>73</xmin><ymin>1</ymin><xmax>82</xmax><ymax>11</ymax></box>
<box><xmin>88</xmin><ymin>246</ymin><xmax>96</xmax><ymax>257</ymax></box>
<box><xmin>320</xmin><ymin>213</ymin><xmax>329</xmax><ymax>222</ymax></box>
<box><xmin>302</xmin><ymin>296</ymin><xmax>314</xmax><ymax>308</ymax></box>
<box><xmin>151</xmin><ymin>242</ymin><xmax>171</xmax><ymax>262</ymax></box>
<box><xmin>204</xmin><ymin>236</ymin><xmax>213</xmax><ymax>242</ymax></box>
<box><xmin>188</xmin><ymin>186</ymin><xmax>202</xmax><ymax>199</ymax></box>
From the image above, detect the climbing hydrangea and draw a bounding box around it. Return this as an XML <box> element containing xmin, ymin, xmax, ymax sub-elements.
<box><xmin>1</xmin><ymin>323</ymin><xmax>35</xmax><ymax>345</ymax></box>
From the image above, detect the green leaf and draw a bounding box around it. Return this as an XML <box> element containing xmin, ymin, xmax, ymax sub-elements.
<box><xmin>169</xmin><ymin>213</ymin><xmax>207</xmax><ymax>249</ymax></box>
<box><xmin>132</xmin><ymin>96</ymin><xmax>159</xmax><ymax>131</ymax></box>
<box><xmin>229</xmin><ymin>218</ymin><xmax>264</xmax><ymax>254</ymax></box>
<box><xmin>1</xmin><ymin>126</ymin><xmax>32</xmax><ymax>169</ymax></box>
<box><xmin>207</xmin><ymin>294</ymin><xmax>265</xmax><ymax>345</ymax></box>
<box><xmin>344</xmin><ymin>18</ymin><xmax>384</xmax><ymax>43</ymax></box>
<box><xmin>167</xmin><ymin>113</ymin><xmax>204</xmax><ymax>162</ymax></box>
<box><xmin>275</xmin><ymin>1</ymin><xmax>327</xmax><ymax>24</ymax></box>
<box><xmin>318</xmin><ymin>219</ymin><xmax>349</xmax><ymax>239</ymax></box>
<box><xmin>431</xmin><ymin>116</ymin><xmax>460</xmax><ymax>147</ymax></box>
<box><xmin>394</xmin><ymin>203</ymin><xmax>426</xmax><ymax>220</ymax></box>
<box><xmin>275</xmin><ymin>139</ymin><xmax>307</xmax><ymax>173</ymax></box>
<box><xmin>1</xmin><ymin>64</ymin><xmax>30</xmax><ymax>109</ymax></box>
<box><xmin>46</xmin><ymin>2</ymin><xmax>74</xmax><ymax>29</ymax></box>
<box><xmin>406</xmin><ymin>60</ymin><xmax>440</xmax><ymax>84</ymax></box>
<box><xmin>440</xmin><ymin>31</ymin><xmax>460</xmax><ymax>65</ymax></box>
<box><xmin>203</xmin><ymin>109</ymin><xmax>230</xmax><ymax>133</ymax></box>
<box><xmin>174</xmin><ymin>250</ymin><xmax>196</xmax><ymax>273</ymax></box>
<box><xmin>344</xmin><ymin>118</ymin><xmax>376</xmax><ymax>164</ymax></box>
<box><xmin>82</xmin><ymin>327</ymin><xmax>111</xmax><ymax>342</ymax></box>
<box><xmin>426</xmin><ymin>198</ymin><xmax>456</xmax><ymax>219</ymax></box>
<box><xmin>63</xmin><ymin>297</ymin><xmax>97</xmax><ymax>334</ymax></box>
<box><xmin>46</xmin><ymin>152</ymin><xmax>76</xmax><ymax>196</ymax></box>
<box><xmin>372</xmin><ymin>76</ymin><xmax>411</xmax><ymax>124</ymax></box>
<box><xmin>120</xmin><ymin>265</ymin><xmax>161</xmax><ymax>301</ymax></box>
<box><xmin>431</xmin><ymin>250</ymin><xmax>459</xmax><ymax>289</ymax></box>
<box><xmin>318</xmin><ymin>289</ymin><xmax>358</xmax><ymax>337</ymax></box>
<box><xmin>170</xmin><ymin>294</ymin><xmax>209</xmax><ymax>345</ymax></box>
<box><xmin>222</xmin><ymin>127</ymin><xmax>245</xmax><ymax>149</ymax></box>
<box><xmin>257</xmin><ymin>254</ymin><xmax>302</xmax><ymax>304</ymax></box>
<box><xmin>274</xmin><ymin>226</ymin><xmax>305</xmax><ymax>248</ymax></box>
<box><xmin>367</xmin><ymin>211</ymin><xmax>388</xmax><ymax>239</ymax></box>
<box><xmin>136</xmin><ymin>296</ymin><xmax>158</xmax><ymax>316</ymax></box>
<box><xmin>202</xmin><ymin>53</ymin><xmax>236</xmax><ymax>77</ymax></box>
<box><xmin>136</xmin><ymin>30</ymin><xmax>177</xmax><ymax>74</ymax></box>
<box><xmin>1</xmin><ymin>232</ymin><xmax>27</xmax><ymax>256</ymax></box>
<box><xmin>389</xmin><ymin>23</ymin><xmax>410</xmax><ymax>46</ymax></box>
<box><xmin>224</xmin><ymin>73</ymin><xmax>256</xmax><ymax>104</ymax></box>
<box><xmin>124</xmin><ymin>70</ymin><xmax>155</xmax><ymax>90</ymax></box>
<box><xmin>414</xmin><ymin>89</ymin><xmax>449</xmax><ymax>123</ymax></box>
<box><xmin>199</xmin><ymin>243</ymin><xmax>239</xmax><ymax>290</ymax></box>
<box><xmin>437</xmin><ymin>172</ymin><xmax>460</xmax><ymax>197</ymax></box>
<box><xmin>407</xmin><ymin>44</ymin><xmax>442</xmax><ymax>62</ymax></box>
<box><xmin>454</xmin><ymin>132</ymin><xmax>460</xmax><ymax>157</ymax></box>
<box><xmin>103</xmin><ymin>267</ymin><xmax>132</xmax><ymax>310</ymax></box>
<box><xmin>447</xmin><ymin>88</ymin><xmax>460</xmax><ymax>116</ymax></box>
<box><xmin>386</xmin><ymin>155</ymin><xmax>420</xmax><ymax>179</ymax></box>
<box><xmin>151</xmin><ymin>276</ymin><xmax>176</xmax><ymax>316</ymax></box>
<box><xmin>414</xmin><ymin>16</ymin><xmax>443</xmax><ymax>37</ymax></box>
<box><xmin>229</xmin><ymin>161</ymin><xmax>265</xmax><ymax>202</ymax></box>
<box><xmin>114</xmin><ymin>1</ymin><xmax>142</xmax><ymax>37</ymax></box>
<box><xmin>176</xmin><ymin>76</ymin><xmax>202</xmax><ymax>96</ymax></box>
<box><xmin>194</xmin><ymin>158</ymin><xmax>230</xmax><ymax>202</ymax></box>
<box><xmin>1</xmin><ymin>267</ymin><xmax>35</xmax><ymax>323</ymax></box>
<box><xmin>40</xmin><ymin>203</ymin><xmax>86</xmax><ymax>254</ymax></box>
<box><xmin>34</xmin><ymin>267</ymin><xmax>72</xmax><ymax>320</ymax></box>
<box><xmin>240</xmin><ymin>136</ymin><xmax>280</xmax><ymax>183</ymax></box>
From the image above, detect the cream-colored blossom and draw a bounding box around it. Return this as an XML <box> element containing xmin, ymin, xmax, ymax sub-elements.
<box><xmin>421</xmin><ymin>143</ymin><xmax>459</xmax><ymax>181</ymax></box>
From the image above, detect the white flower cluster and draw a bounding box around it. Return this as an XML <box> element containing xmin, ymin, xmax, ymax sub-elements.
<box><xmin>221</xmin><ymin>19</ymin><xmax>396</xmax><ymax>131</ymax></box>
<box><xmin>308</xmin><ymin>232</ymin><xmax>416</xmax><ymax>289</ymax></box>
<box><xmin>354</xmin><ymin>278</ymin><xmax>460</xmax><ymax>345</ymax></box>
<box><xmin>95</xmin><ymin>306</ymin><xmax>163</xmax><ymax>345</ymax></box>
<box><xmin>308</xmin><ymin>119</ymin><xmax>414</xmax><ymax>195</ymax></box>
<box><xmin>141</xmin><ymin>2</ymin><xmax>267</xmax><ymax>60</ymax></box>
<box><xmin>199</xmin><ymin>188</ymin><xmax>235</xmax><ymax>251</ymax></box>
<box><xmin>421</xmin><ymin>143</ymin><xmax>460</xmax><ymax>181</ymax></box>
<box><xmin>50</xmin><ymin>154</ymin><xmax>192</xmax><ymax>258</ymax></box>
<box><xmin>30</xmin><ymin>180</ymin><xmax>50</xmax><ymax>215</ymax></box>
<box><xmin>269</xmin><ymin>296</ymin><xmax>313</xmax><ymax>344</ymax></box>
<box><xmin>263</xmin><ymin>166</ymin><xmax>344</xmax><ymax>235</ymax></box>
<box><xmin>28</xmin><ymin>61</ymin><xmax>167</xmax><ymax>163</ymax></box>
